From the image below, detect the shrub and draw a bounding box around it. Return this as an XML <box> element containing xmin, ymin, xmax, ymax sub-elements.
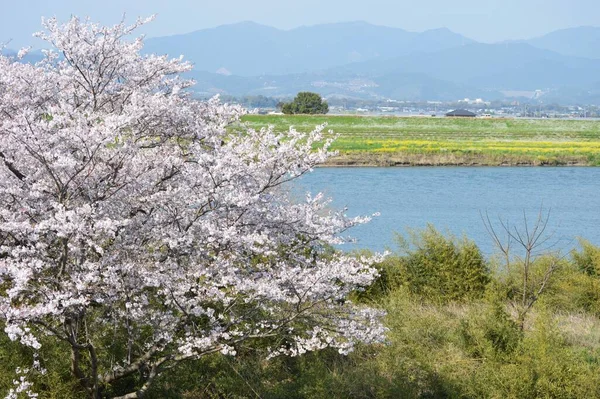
<box><xmin>461</xmin><ymin>310</ymin><xmax>600</xmax><ymax>399</ymax></box>
<box><xmin>572</xmin><ymin>238</ymin><xmax>600</xmax><ymax>276</ymax></box>
<box><xmin>280</xmin><ymin>92</ymin><xmax>329</xmax><ymax>115</ymax></box>
<box><xmin>458</xmin><ymin>295</ymin><xmax>523</xmax><ymax>361</ymax></box>
<box><xmin>373</xmin><ymin>226</ymin><xmax>490</xmax><ymax>303</ymax></box>
<box><xmin>540</xmin><ymin>240</ymin><xmax>600</xmax><ymax>315</ymax></box>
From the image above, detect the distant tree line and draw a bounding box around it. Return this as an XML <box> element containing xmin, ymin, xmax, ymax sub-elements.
<box><xmin>203</xmin><ymin>94</ymin><xmax>600</xmax><ymax>117</ymax></box>
<box><xmin>217</xmin><ymin>95</ymin><xmax>281</xmax><ymax>109</ymax></box>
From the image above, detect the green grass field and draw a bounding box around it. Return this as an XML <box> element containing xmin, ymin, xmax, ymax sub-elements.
<box><xmin>241</xmin><ymin>114</ymin><xmax>600</xmax><ymax>166</ymax></box>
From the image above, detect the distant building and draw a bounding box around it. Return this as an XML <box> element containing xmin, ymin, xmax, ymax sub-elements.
<box><xmin>446</xmin><ymin>109</ymin><xmax>476</xmax><ymax>117</ymax></box>
<box><xmin>458</xmin><ymin>98</ymin><xmax>490</xmax><ymax>105</ymax></box>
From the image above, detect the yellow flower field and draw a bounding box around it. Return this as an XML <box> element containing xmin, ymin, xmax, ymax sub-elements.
<box><xmin>241</xmin><ymin>115</ymin><xmax>600</xmax><ymax>165</ymax></box>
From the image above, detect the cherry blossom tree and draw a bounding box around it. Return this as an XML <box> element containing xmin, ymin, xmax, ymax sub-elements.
<box><xmin>0</xmin><ymin>16</ymin><xmax>384</xmax><ymax>398</ymax></box>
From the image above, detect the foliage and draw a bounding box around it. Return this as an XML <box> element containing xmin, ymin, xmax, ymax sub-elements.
<box><xmin>458</xmin><ymin>292</ymin><xmax>523</xmax><ymax>361</ymax></box>
<box><xmin>542</xmin><ymin>240</ymin><xmax>600</xmax><ymax>316</ymax></box>
<box><xmin>452</xmin><ymin>308</ymin><xmax>600</xmax><ymax>399</ymax></box>
<box><xmin>572</xmin><ymin>238</ymin><xmax>600</xmax><ymax>276</ymax></box>
<box><xmin>366</xmin><ymin>226</ymin><xmax>490</xmax><ymax>303</ymax></box>
<box><xmin>280</xmin><ymin>92</ymin><xmax>329</xmax><ymax>115</ymax></box>
<box><xmin>0</xmin><ymin>322</ymin><xmax>82</xmax><ymax>398</ymax></box>
<box><xmin>0</xmin><ymin>17</ymin><xmax>384</xmax><ymax>398</ymax></box>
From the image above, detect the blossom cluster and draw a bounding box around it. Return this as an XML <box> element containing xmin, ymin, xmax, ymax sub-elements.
<box><xmin>0</xmin><ymin>16</ymin><xmax>385</xmax><ymax>396</ymax></box>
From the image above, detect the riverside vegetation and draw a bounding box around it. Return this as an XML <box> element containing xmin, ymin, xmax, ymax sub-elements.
<box><xmin>242</xmin><ymin>114</ymin><xmax>600</xmax><ymax>166</ymax></box>
<box><xmin>3</xmin><ymin>224</ymin><xmax>600</xmax><ymax>398</ymax></box>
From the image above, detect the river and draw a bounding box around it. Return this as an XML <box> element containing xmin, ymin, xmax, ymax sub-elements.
<box><xmin>295</xmin><ymin>167</ymin><xmax>600</xmax><ymax>255</ymax></box>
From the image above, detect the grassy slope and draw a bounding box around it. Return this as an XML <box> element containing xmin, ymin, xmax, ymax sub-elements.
<box><xmin>242</xmin><ymin>114</ymin><xmax>600</xmax><ymax>166</ymax></box>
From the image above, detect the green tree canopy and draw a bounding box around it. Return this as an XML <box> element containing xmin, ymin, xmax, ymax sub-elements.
<box><xmin>281</xmin><ymin>92</ymin><xmax>329</xmax><ymax>114</ymax></box>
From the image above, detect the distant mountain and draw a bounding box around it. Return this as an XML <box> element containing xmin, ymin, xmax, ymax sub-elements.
<box><xmin>186</xmin><ymin>39</ymin><xmax>600</xmax><ymax>103</ymax></box>
<box><xmin>188</xmin><ymin>69</ymin><xmax>503</xmax><ymax>102</ymax></box>
<box><xmin>6</xmin><ymin>22</ymin><xmax>600</xmax><ymax>104</ymax></box>
<box><xmin>525</xmin><ymin>26</ymin><xmax>600</xmax><ymax>59</ymax></box>
<box><xmin>144</xmin><ymin>21</ymin><xmax>475</xmax><ymax>76</ymax></box>
<box><xmin>335</xmin><ymin>42</ymin><xmax>600</xmax><ymax>90</ymax></box>
<box><xmin>150</xmin><ymin>21</ymin><xmax>600</xmax><ymax>103</ymax></box>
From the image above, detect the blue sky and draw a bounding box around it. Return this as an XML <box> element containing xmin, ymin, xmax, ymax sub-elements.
<box><xmin>2</xmin><ymin>0</ymin><xmax>599</xmax><ymax>48</ymax></box>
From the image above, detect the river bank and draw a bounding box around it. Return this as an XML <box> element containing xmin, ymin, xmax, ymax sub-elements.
<box><xmin>242</xmin><ymin>114</ymin><xmax>600</xmax><ymax>167</ymax></box>
<box><xmin>323</xmin><ymin>152</ymin><xmax>592</xmax><ymax>166</ymax></box>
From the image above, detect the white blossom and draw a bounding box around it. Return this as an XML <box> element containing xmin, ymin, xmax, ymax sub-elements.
<box><xmin>0</xmin><ymin>15</ymin><xmax>385</xmax><ymax>397</ymax></box>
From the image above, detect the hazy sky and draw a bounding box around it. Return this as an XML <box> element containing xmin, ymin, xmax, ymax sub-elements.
<box><xmin>2</xmin><ymin>0</ymin><xmax>599</xmax><ymax>48</ymax></box>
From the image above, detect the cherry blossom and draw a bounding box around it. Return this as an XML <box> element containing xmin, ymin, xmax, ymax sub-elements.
<box><xmin>0</xmin><ymin>16</ymin><xmax>385</xmax><ymax>398</ymax></box>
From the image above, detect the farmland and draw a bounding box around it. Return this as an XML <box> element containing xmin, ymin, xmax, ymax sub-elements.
<box><xmin>241</xmin><ymin>114</ymin><xmax>600</xmax><ymax>166</ymax></box>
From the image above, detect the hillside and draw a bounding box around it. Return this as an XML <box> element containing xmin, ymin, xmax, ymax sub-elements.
<box><xmin>6</xmin><ymin>22</ymin><xmax>600</xmax><ymax>103</ymax></box>
<box><xmin>143</xmin><ymin>21</ymin><xmax>474</xmax><ymax>76</ymax></box>
<box><xmin>526</xmin><ymin>26</ymin><xmax>600</xmax><ymax>59</ymax></box>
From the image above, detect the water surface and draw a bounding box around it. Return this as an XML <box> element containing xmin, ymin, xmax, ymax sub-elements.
<box><xmin>296</xmin><ymin>167</ymin><xmax>600</xmax><ymax>254</ymax></box>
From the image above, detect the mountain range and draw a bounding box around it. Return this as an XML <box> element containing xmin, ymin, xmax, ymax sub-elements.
<box><xmin>6</xmin><ymin>22</ymin><xmax>600</xmax><ymax>104</ymax></box>
<box><xmin>524</xmin><ymin>26</ymin><xmax>600</xmax><ymax>59</ymax></box>
<box><xmin>143</xmin><ymin>21</ymin><xmax>475</xmax><ymax>76</ymax></box>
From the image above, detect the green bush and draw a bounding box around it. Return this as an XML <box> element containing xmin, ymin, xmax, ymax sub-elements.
<box><xmin>280</xmin><ymin>92</ymin><xmax>329</xmax><ymax>115</ymax></box>
<box><xmin>457</xmin><ymin>310</ymin><xmax>600</xmax><ymax>399</ymax></box>
<box><xmin>542</xmin><ymin>264</ymin><xmax>600</xmax><ymax>316</ymax></box>
<box><xmin>0</xmin><ymin>323</ymin><xmax>82</xmax><ymax>398</ymax></box>
<box><xmin>458</xmin><ymin>295</ymin><xmax>523</xmax><ymax>361</ymax></box>
<box><xmin>513</xmin><ymin>240</ymin><xmax>600</xmax><ymax>316</ymax></box>
<box><xmin>371</xmin><ymin>226</ymin><xmax>490</xmax><ymax>303</ymax></box>
<box><xmin>572</xmin><ymin>238</ymin><xmax>600</xmax><ymax>276</ymax></box>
